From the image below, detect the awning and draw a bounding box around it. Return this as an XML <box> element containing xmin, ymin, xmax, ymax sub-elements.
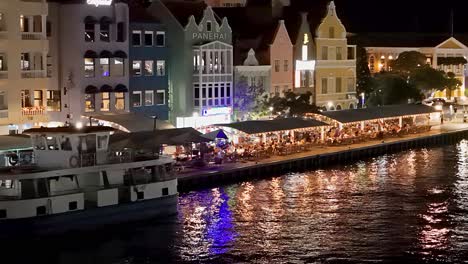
<box><xmin>113</xmin><ymin>50</ymin><xmax>127</xmax><ymax>58</ymax></box>
<box><xmin>114</xmin><ymin>84</ymin><xmax>128</xmax><ymax>93</ymax></box>
<box><xmin>99</xmin><ymin>50</ymin><xmax>113</xmax><ymax>58</ymax></box>
<box><xmin>320</xmin><ymin>104</ymin><xmax>437</xmax><ymax>124</ymax></box>
<box><xmin>84</xmin><ymin>16</ymin><xmax>97</xmax><ymax>24</ymax></box>
<box><xmin>202</xmin><ymin>129</ymin><xmax>229</xmax><ymax>140</ymax></box>
<box><xmin>86</xmin><ymin>113</ymin><xmax>175</xmax><ymax>132</ymax></box>
<box><xmin>215</xmin><ymin>118</ymin><xmax>328</xmax><ymax>135</ymax></box>
<box><xmin>85</xmin><ymin>85</ymin><xmax>98</xmax><ymax>94</ymax></box>
<box><xmin>84</xmin><ymin>50</ymin><xmax>98</xmax><ymax>58</ymax></box>
<box><xmin>100</xmin><ymin>16</ymin><xmax>112</xmax><ymax>24</ymax></box>
<box><xmin>100</xmin><ymin>84</ymin><xmax>113</xmax><ymax>92</ymax></box>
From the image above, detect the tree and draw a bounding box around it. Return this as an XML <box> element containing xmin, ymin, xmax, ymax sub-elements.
<box><xmin>233</xmin><ymin>76</ymin><xmax>266</xmax><ymax>120</ymax></box>
<box><xmin>367</xmin><ymin>72</ymin><xmax>422</xmax><ymax>106</ymax></box>
<box><xmin>409</xmin><ymin>65</ymin><xmax>447</xmax><ymax>97</ymax></box>
<box><xmin>392</xmin><ymin>51</ymin><xmax>427</xmax><ymax>74</ymax></box>
<box><xmin>254</xmin><ymin>91</ymin><xmax>319</xmax><ymax>118</ymax></box>
<box><xmin>356</xmin><ymin>46</ymin><xmax>373</xmax><ymax>103</ymax></box>
<box><xmin>445</xmin><ymin>72</ymin><xmax>462</xmax><ymax>100</ymax></box>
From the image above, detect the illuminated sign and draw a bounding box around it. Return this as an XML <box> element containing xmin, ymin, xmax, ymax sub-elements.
<box><xmin>192</xmin><ymin>32</ymin><xmax>227</xmax><ymax>41</ymax></box>
<box><xmin>202</xmin><ymin>107</ymin><xmax>232</xmax><ymax>116</ymax></box>
<box><xmin>87</xmin><ymin>0</ymin><xmax>112</xmax><ymax>6</ymax></box>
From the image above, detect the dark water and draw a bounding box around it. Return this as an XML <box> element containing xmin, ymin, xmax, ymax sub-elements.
<box><xmin>5</xmin><ymin>140</ymin><xmax>468</xmax><ymax>263</ymax></box>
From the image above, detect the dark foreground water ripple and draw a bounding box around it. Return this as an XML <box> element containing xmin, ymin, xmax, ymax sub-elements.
<box><xmin>4</xmin><ymin>140</ymin><xmax>468</xmax><ymax>264</ymax></box>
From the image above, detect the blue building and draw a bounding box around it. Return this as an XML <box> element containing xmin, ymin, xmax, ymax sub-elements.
<box><xmin>129</xmin><ymin>8</ymin><xmax>169</xmax><ymax>120</ymax></box>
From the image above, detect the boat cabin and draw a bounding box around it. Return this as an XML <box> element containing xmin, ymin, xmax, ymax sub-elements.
<box><xmin>24</xmin><ymin>126</ymin><xmax>116</xmax><ymax>169</ymax></box>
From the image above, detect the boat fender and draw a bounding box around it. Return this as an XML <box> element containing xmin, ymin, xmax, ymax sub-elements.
<box><xmin>8</xmin><ymin>154</ymin><xmax>19</xmax><ymax>166</ymax></box>
<box><xmin>69</xmin><ymin>155</ymin><xmax>80</xmax><ymax>168</ymax></box>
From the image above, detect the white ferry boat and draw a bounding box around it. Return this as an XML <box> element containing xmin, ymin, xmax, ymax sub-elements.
<box><xmin>0</xmin><ymin>126</ymin><xmax>178</xmax><ymax>234</ymax></box>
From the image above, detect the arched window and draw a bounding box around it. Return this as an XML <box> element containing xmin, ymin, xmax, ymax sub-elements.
<box><xmin>349</xmin><ymin>103</ymin><xmax>355</xmax><ymax>109</ymax></box>
<box><xmin>336</xmin><ymin>104</ymin><xmax>342</xmax><ymax>110</ymax></box>
<box><xmin>329</xmin><ymin>27</ymin><xmax>335</xmax><ymax>38</ymax></box>
<box><xmin>329</xmin><ymin>106</ymin><xmax>335</xmax><ymax>111</ymax></box>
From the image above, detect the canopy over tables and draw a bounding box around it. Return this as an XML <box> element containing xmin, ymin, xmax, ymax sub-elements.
<box><xmin>202</xmin><ymin>129</ymin><xmax>229</xmax><ymax>141</ymax></box>
<box><xmin>109</xmin><ymin>127</ymin><xmax>210</xmax><ymax>150</ymax></box>
<box><xmin>318</xmin><ymin>104</ymin><xmax>437</xmax><ymax>124</ymax></box>
<box><xmin>214</xmin><ymin>118</ymin><xmax>328</xmax><ymax>135</ymax></box>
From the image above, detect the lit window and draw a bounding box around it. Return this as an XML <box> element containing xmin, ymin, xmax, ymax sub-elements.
<box><xmin>0</xmin><ymin>54</ymin><xmax>4</xmax><ymax>71</ymax></box>
<box><xmin>156</xmin><ymin>60</ymin><xmax>165</xmax><ymax>76</ymax></box>
<box><xmin>145</xmin><ymin>90</ymin><xmax>153</xmax><ymax>106</ymax></box>
<box><xmin>100</xmin><ymin>58</ymin><xmax>110</xmax><ymax>77</ymax></box>
<box><xmin>101</xmin><ymin>92</ymin><xmax>110</xmax><ymax>111</ymax></box>
<box><xmin>144</xmin><ymin>60</ymin><xmax>154</xmax><ymax>76</ymax></box>
<box><xmin>33</xmin><ymin>90</ymin><xmax>43</xmax><ymax>107</ymax></box>
<box><xmin>21</xmin><ymin>90</ymin><xmax>31</xmax><ymax>107</ymax></box>
<box><xmin>132</xmin><ymin>91</ymin><xmax>142</xmax><ymax>107</ymax></box>
<box><xmin>115</xmin><ymin>92</ymin><xmax>125</xmax><ymax>110</ymax></box>
<box><xmin>156</xmin><ymin>90</ymin><xmax>165</xmax><ymax>105</ymax></box>
<box><xmin>302</xmin><ymin>45</ymin><xmax>308</xmax><ymax>61</ymax></box>
<box><xmin>84</xmin><ymin>58</ymin><xmax>95</xmax><ymax>78</ymax></box>
<box><xmin>132</xmin><ymin>60</ymin><xmax>142</xmax><ymax>76</ymax></box>
<box><xmin>20</xmin><ymin>53</ymin><xmax>30</xmax><ymax>70</ymax></box>
<box><xmin>132</xmin><ymin>30</ymin><xmax>141</xmax><ymax>46</ymax></box>
<box><xmin>156</xmin><ymin>31</ymin><xmax>165</xmax><ymax>46</ymax></box>
<box><xmin>112</xmin><ymin>58</ymin><xmax>124</xmax><ymax>77</ymax></box>
<box><xmin>144</xmin><ymin>31</ymin><xmax>153</xmax><ymax>46</ymax></box>
<box><xmin>46</xmin><ymin>90</ymin><xmax>61</xmax><ymax>111</ymax></box>
<box><xmin>85</xmin><ymin>94</ymin><xmax>95</xmax><ymax>112</ymax></box>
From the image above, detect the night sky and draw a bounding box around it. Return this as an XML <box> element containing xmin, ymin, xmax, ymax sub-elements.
<box><xmin>290</xmin><ymin>0</ymin><xmax>468</xmax><ymax>33</ymax></box>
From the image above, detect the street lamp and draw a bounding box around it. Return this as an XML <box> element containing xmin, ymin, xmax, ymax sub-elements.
<box><xmin>269</xmin><ymin>106</ymin><xmax>274</xmax><ymax>119</ymax></box>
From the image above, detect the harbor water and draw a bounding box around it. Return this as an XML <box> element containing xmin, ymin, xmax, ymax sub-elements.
<box><xmin>4</xmin><ymin>140</ymin><xmax>468</xmax><ymax>263</ymax></box>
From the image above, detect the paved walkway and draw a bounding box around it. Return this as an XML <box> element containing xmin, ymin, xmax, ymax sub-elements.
<box><xmin>178</xmin><ymin>121</ymin><xmax>468</xmax><ymax>180</ymax></box>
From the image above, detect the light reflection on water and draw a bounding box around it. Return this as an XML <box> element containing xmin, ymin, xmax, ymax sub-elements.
<box><xmin>3</xmin><ymin>142</ymin><xmax>468</xmax><ymax>263</ymax></box>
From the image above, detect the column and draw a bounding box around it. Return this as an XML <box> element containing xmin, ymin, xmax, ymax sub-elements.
<box><xmin>360</xmin><ymin>121</ymin><xmax>365</xmax><ymax>131</ymax></box>
<box><xmin>41</xmin><ymin>15</ymin><xmax>46</xmax><ymax>38</ymax></box>
<box><xmin>399</xmin><ymin>117</ymin><xmax>402</xmax><ymax>128</ymax></box>
<box><xmin>320</xmin><ymin>127</ymin><xmax>325</xmax><ymax>141</ymax></box>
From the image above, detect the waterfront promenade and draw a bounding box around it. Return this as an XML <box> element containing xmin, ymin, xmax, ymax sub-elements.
<box><xmin>177</xmin><ymin>121</ymin><xmax>468</xmax><ymax>190</ymax></box>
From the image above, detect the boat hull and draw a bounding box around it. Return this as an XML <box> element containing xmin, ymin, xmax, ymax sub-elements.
<box><xmin>0</xmin><ymin>194</ymin><xmax>178</xmax><ymax>236</ymax></box>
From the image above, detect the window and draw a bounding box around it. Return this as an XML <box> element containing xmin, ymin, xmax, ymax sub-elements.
<box><xmin>156</xmin><ymin>31</ymin><xmax>165</xmax><ymax>46</ymax></box>
<box><xmin>33</xmin><ymin>90</ymin><xmax>43</xmax><ymax>107</ymax></box>
<box><xmin>274</xmin><ymin>86</ymin><xmax>280</xmax><ymax>95</ymax></box>
<box><xmin>302</xmin><ymin>45</ymin><xmax>308</xmax><ymax>61</ymax></box>
<box><xmin>36</xmin><ymin>206</ymin><xmax>46</xmax><ymax>216</ymax></box>
<box><xmin>0</xmin><ymin>91</ymin><xmax>7</xmax><ymax>110</ymax></box>
<box><xmin>336</xmin><ymin>77</ymin><xmax>342</xmax><ymax>93</ymax></box>
<box><xmin>97</xmin><ymin>135</ymin><xmax>108</xmax><ymax>149</ymax></box>
<box><xmin>100</xmin><ymin>23</ymin><xmax>110</xmax><ymax>42</ymax></box>
<box><xmin>46</xmin><ymin>136</ymin><xmax>58</xmax><ymax>150</ymax></box>
<box><xmin>115</xmin><ymin>92</ymin><xmax>125</xmax><ymax>110</ymax></box>
<box><xmin>301</xmin><ymin>71</ymin><xmax>307</xmax><ymax>87</ymax></box>
<box><xmin>84</xmin><ymin>58</ymin><xmax>95</xmax><ymax>78</ymax></box>
<box><xmin>322</xmin><ymin>46</ymin><xmax>328</xmax><ymax>60</ymax></box>
<box><xmin>69</xmin><ymin>201</ymin><xmax>78</xmax><ymax>211</ymax></box>
<box><xmin>85</xmin><ymin>23</ymin><xmax>95</xmax><ymax>42</ymax></box>
<box><xmin>347</xmin><ymin>47</ymin><xmax>355</xmax><ymax>60</ymax></box>
<box><xmin>85</xmin><ymin>94</ymin><xmax>95</xmax><ymax>112</ymax></box>
<box><xmin>0</xmin><ymin>54</ymin><xmax>4</xmax><ymax>71</ymax></box>
<box><xmin>206</xmin><ymin>21</ymin><xmax>212</xmax><ymax>32</ymax></box>
<box><xmin>329</xmin><ymin>27</ymin><xmax>335</xmax><ymax>38</ymax></box>
<box><xmin>321</xmin><ymin>78</ymin><xmax>328</xmax><ymax>94</ymax></box>
<box><xmin>117</xmin><ymin>22</ymin><xmax>125</xmax><ymax>42</ymax></box>
<box><xmin>132</xmin><ymin>60</ymin><xmax>142</xmax><ymax>76</ymax></box>
<box><xmin>101</xmin><ymin>92</ymin><xmax>110</xmax><ymax>111</ymax></box>
<box><xmin>132</xmin><ymin>91</ymin><xmax>142</xmax><ymax>107</ymax></box>
<box><xmin>144</xmin><ymin>31</ymin><xmax>153</xmax><ymax>46</ymax></box>
<box><xmin>156</xmin><ymin>90</ymin><xmax>165</xmax><ymax>105</ymax></box>
<box><xmin>21</xmin><ymin>90</ymin><xmax>31</xmax><ymax>107</ymax></box>
<box><xmin>137</xmin><ymin>191</ymin><xmax>144</xmax><ymax>200</ymax></box>
<box><xmin>145</xmin><ymin>90</ymin><xmax>154</xmax><ymax>106</ymax></box>
<box><xmin>132</xmin><ymin>30</ymin><xmax>141</xmax><ymax>46</ymax></box>
<box><xmin>156</xmin><ymin>60</ymin><xmax>165</xmax><ymax>76</ymax></box>
<box><xmin>47</xmin><ymin>90</ymin><xmax>60</xmax><ymax>111</ymax></box>
<box><xmin>162</xmin><ymin>187</ymin><xmax>168</xmax><ymax>196</ymax></box>
<box><xmin>347</xmin><ymin>78</ymin><xmax>354</xmax><ymax>92</ymax></box>
<box><xmin>100</xmin><ymin>58</ymin><xmax>110</xmax><ymax>77</ymax></box>
<box><xmin>20</xmin><ymin>53</ymin><xmax>30</xmax><ymax>70</ymax></box>
<box><xmin>369</xmin><ymin>56</ymin><xmax>375</xmax><ymax>73</ymax></box>
<box><xmin>336</xmin><ymin>47</ymin><xmax>342</xmax><ymax>60</ymax></box>
<box><xmin>60</xmin><ymin>137</ymin><xmax>72</xmax><ymax>151</ymax></box>
<box><xmin>112</xmin><ymin>58</ymin><xmax>124</xmax><ymax>77</ymax></box>
<box><xmin>274</xmin><ymin>60</ymin><xmax>280</xmax><ymax>72</ymax></box>
<box><xmin>284</xmin><ymin>60</ymin><xmax>288</xmax><ymax>72</ymax></box>
<box><xmin>46</xmin><ymin>21</ymin><xmax>51</xmax><ymax>37</ymax></box>
<box><xmin>0</xmin><ymin>209</ymin><xmax>6</xmax><ymax>219</ymax></box>
<box><xmin>144</xmin><ymin>60</ymin><xmax>154</xmax><ymax>76</ymax></box>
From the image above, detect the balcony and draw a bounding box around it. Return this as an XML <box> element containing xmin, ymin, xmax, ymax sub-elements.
<box><xmin>0</xmin><ymin>71</ymin><xmax>7</xmax><ymax>79</ymax></box>
<box><xmin>21</xmin><ymin>32</ymin><xmax>45</xmax><ymax>40</ymax></box>
<box><xmin>21</xmin><ymin>70</ymin><xmax>46</xmax><ymax>79</ymax></box>
<box><xmin>22</xmin><ymin>106</ymin><xmax>45</xmax><ymax>116</ymax></box>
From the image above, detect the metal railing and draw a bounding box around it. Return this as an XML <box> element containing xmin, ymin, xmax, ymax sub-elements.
<box><xmin>21</xmin><ymin>106</ymin><xmax>45</xmax><ymax>116</ymax></box>
<box><xmin>21</xmin><ymin>70</ymin><xmax>46</xmax><ymax>78</ymax></box>
<box><xmin>21</xmin><ymin>32</ymin><xmax>44</xmax><ymax>40</ymax></box>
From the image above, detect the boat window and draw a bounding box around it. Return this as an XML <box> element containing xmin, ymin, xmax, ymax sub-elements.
<box><xmin>0</xmin><ymin>209</ymin><xmax>6</xmax><ymax>219</ymax></box>
<box><xmin>34</xmin><ymin>135</ymin><xmax>46</xmax><ymax>150</ymax></box>
<box><xmin>46</xmin><ymin>136</ymin><xmax>59</xmax><ymax>150</ymax></box>
<box><xmin>162</xmin><ymin>187</ymin><xmax>168</xmax><ymax>196</ymax></box>
<box><xmin>36</xmin><ymin>206</ymin><xmax>46</xmax><ymax>216</ymax></box>
<box><xmin>60</xmin><ymin>137</ymin><xmax>72</xmax><ymax>151</ymax></box>
<box><xmin>97</xmin><ymin>135</ymin><xmax>108</xmax><ymax>150</ymax></box>
<box><xmin>0</xmin><ymin>180</ymin><xmax>13</xmax><ymax>188</ymax></box>
<box><xmin>69</xmin><ymin>201</ymin><xmax>78</xmax><ymax>211</ymax></box>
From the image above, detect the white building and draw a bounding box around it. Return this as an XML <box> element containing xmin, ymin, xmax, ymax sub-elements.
<box><xmin>48</xmin><ymin>0</ymin><xmax>130</xmax><ymax>127</ymax></box>
<box><xmin>0</xmin><ymin>0</ymin><xmax>52</xmax><ymax>134</ymax></box>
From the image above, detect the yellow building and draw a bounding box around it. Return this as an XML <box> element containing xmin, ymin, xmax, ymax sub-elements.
<box><xmin>362</xmin><ymin>35</ymin><xmax>468</xmax><ymax>100</ymax></box>
<box><xmin>314</xmin><ymin>1</ymin><xmax>357</xmax><ymax>110</ymax></box>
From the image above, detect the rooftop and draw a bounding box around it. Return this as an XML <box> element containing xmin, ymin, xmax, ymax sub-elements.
<box><xmin>23</xmin><ymin>126</ymin><xmax>116</xmax><ymax>134</ymax></box>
